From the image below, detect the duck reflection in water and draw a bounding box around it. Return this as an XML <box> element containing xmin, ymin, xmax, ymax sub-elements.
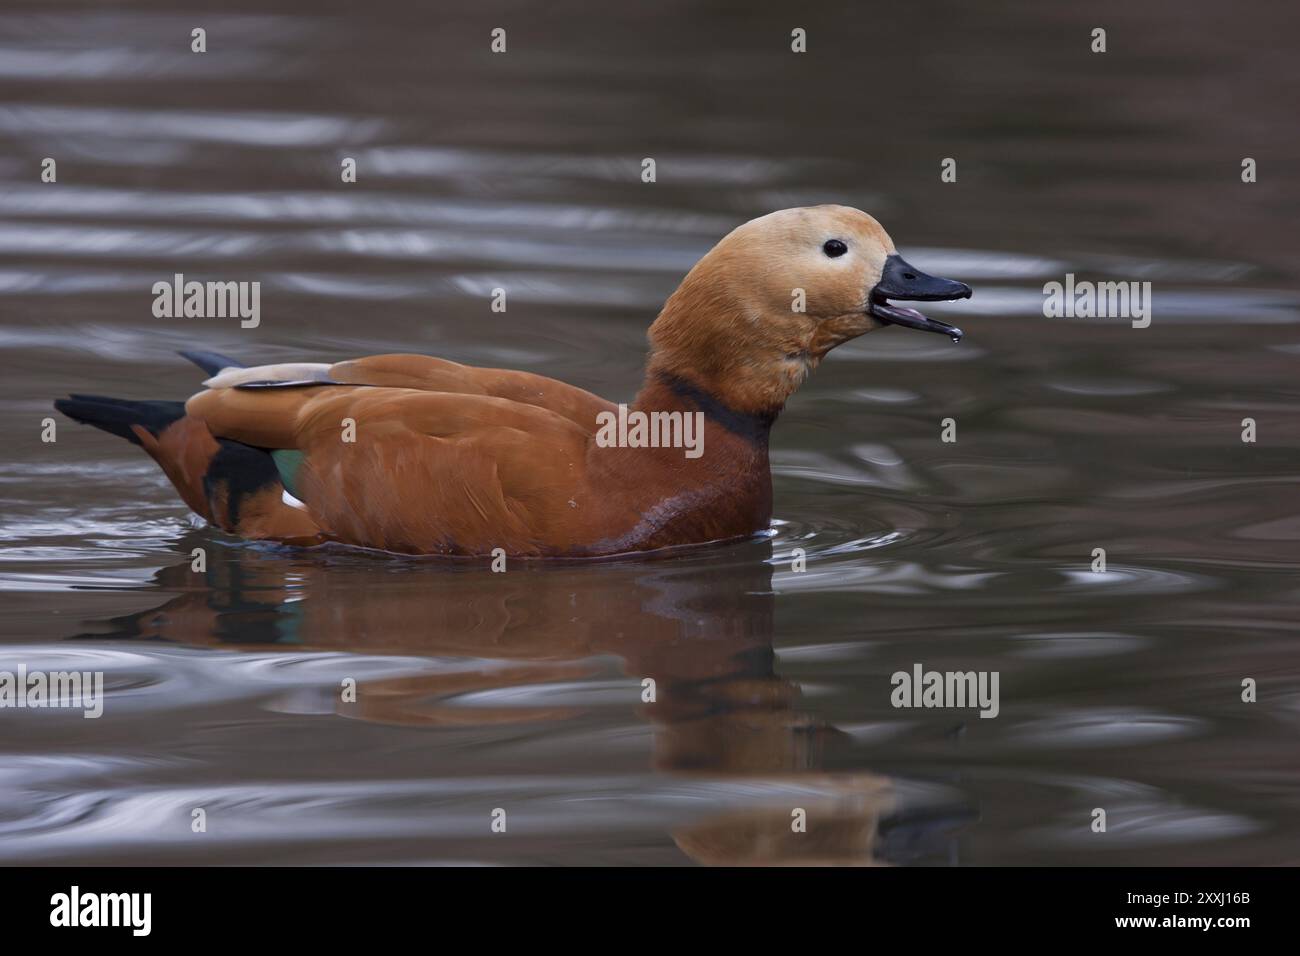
<box><xmin>81</xmin><ymin>533</ymin><xmax>970</xmax><ymax>865</ymax></box>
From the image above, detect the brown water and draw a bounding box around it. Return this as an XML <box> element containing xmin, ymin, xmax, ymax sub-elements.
<box><xmin>1</xmin><ymin>0</ymin><xmax>1298</xmax><ymax>865</ymax></box>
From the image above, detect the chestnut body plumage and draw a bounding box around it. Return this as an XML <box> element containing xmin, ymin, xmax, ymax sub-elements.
<box><xmin>55</xmin><ymin>206</ymin><xmax>971</xmax><ymax>557</ymax></box>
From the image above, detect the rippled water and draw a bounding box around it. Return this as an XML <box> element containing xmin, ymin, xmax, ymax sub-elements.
<box><xmin>2</xmin><ymin>1</ymin><xmax>1298</xmax><ymax>864</ymax></box>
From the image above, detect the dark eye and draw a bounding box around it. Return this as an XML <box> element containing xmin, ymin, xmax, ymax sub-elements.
<box><xmin>823</xmin><ymin>239</ymin><xmax>848</xmax><ymax>258</ymax></box>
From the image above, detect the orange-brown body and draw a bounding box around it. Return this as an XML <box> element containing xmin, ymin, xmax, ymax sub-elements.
<box><xmin>183</xmin><ymin>357</ymin><xmax>774</xmax><ymax>556</ymax></box>
<box><xmin>56</xmin><ymin>206</ymin><xmax>970</xmax><ymax>557</ymax></box>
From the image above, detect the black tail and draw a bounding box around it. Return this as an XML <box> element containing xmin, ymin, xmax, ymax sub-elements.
<box><xmin>51</xmin><ymin>351</ymin><xmax>310</xmax><ymax>537</ymax></box>
<box><xmin>55</xmin><ymin>351</ymin><xmax>246</xmax><ymax>443</ymax></box>
<box><xmin>53</xmin><ymin>395</ymin><xmax>187</xmax><ymax>445</ymax></box>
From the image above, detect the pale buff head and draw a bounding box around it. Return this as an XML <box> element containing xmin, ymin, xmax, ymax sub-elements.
<box><xmin>648</xmin><ymin>205</ymin><xmax>971</xmax><ymax>415</ymax></box>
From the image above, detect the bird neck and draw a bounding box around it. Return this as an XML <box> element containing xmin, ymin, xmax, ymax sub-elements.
<box><xmin>632</xmin><ymin>366</ymin><xmax>776</xmax><ymax>448</ymax></box>
<box><xmin>641</xmin><ymin>265</ymin><xmax>815</xmax><ymax>419</ymax></box>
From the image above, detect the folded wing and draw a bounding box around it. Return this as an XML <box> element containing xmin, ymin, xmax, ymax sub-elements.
<box><xmin>185</xmin><ymin>354</ymin><xmax>609</xmax><ymax>554</ymax></box>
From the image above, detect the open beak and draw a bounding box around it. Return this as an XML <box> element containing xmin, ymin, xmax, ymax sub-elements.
<box><xmin>868</xmin><ymin>253</ymin><xmax>972</xmax><ymax>342</ymax></box>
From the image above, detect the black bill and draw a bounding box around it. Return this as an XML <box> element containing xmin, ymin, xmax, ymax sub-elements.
<box><xmin>868</xmin><ymin>253</ymin><xmax>972</xmax><ymax>341</ymax></box>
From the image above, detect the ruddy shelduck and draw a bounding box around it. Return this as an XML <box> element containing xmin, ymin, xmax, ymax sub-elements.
<box><xmin>56</xmin><ymin>205</ymin><xmax>971</xmax><ymax>557</ymax></box>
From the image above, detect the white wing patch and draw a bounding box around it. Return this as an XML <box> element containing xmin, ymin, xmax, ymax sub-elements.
<box><xmin>204</xmin><ymin>363</ymin><xmax>333</xmax><ymax>389</ymax></box>
<box><xmin>281</xmin><ymin>488</ymin><xmax>309</xmax><ymax>510</ymax></box>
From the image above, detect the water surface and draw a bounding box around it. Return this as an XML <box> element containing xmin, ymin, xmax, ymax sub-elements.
<box><xmin>1</xmin><ymin>0</ymin><xmax>1298</xmax><ymax>865</ymax></box>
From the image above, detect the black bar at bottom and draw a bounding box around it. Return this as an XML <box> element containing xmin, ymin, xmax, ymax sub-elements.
<box><xmin>0</xmin><ymin>866</ymin><xmax>1282</xmax><ymax>942</ymax></box>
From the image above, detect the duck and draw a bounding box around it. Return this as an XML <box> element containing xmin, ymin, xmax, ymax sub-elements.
<box><xmin>55</xmin><ymin>204</ymin><xmax>971</xmax><ymax>558</ymax></box>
